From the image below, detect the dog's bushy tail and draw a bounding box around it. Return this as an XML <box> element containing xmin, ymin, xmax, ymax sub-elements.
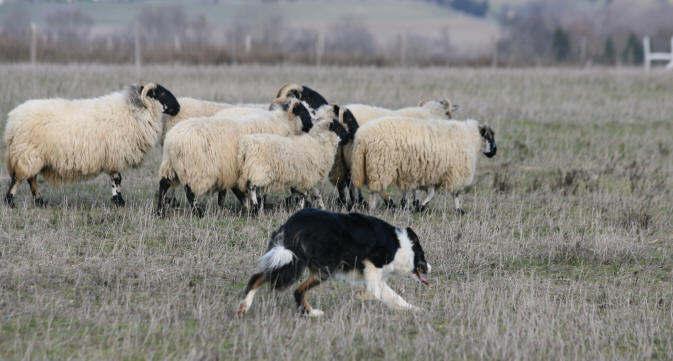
<box><xmin>259</xmin><ymin>230</ymin><xmax>305</xmax><ymax>290</ymax></box>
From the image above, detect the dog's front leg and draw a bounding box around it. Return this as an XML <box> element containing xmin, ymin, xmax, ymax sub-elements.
<box><xmin>381</xmin><ymin>282</ymin><xmax>420</xmax><ymax>311</ymax></box>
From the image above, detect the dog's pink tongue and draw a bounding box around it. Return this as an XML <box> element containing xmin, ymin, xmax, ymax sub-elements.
<box><xmin>416</xmin><ymin>271</ymin><xmax>430</xmax><ymax>286</ymax></box>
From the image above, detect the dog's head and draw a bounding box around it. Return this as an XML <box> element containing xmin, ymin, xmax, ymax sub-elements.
<box><xmin>395</xmin><ymin>227</ymin><xmax>431</xmax><ymax>286</ymax></box>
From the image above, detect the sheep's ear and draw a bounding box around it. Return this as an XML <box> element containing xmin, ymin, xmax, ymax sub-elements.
<box><xmin>343</xmin><ymin>108</ymin><xmax>359</xmax><ymax>136</ymax></box>
<box><xmin>418</xmin><ymin>98</ymin><xmax>429</xmax><ymax>107</ymax></box>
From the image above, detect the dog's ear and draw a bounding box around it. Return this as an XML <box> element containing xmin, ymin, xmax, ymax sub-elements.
<box><xmin>406</xmin><ymin>227</ymin><xmax>420</xmax><ymax>244</ymax></box>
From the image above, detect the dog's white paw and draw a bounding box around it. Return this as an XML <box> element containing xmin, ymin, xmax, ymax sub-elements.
<box><xmin>237</xmin><ymin>301</ymin><xmax>249</xmax><ymax>317</ymax></box>
<box><xmin>308</xmin><ymin>309</ymin><xmax>324</xmax><ymax>317</ymax></box>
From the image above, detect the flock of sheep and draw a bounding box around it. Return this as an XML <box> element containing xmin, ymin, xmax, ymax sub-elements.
<box><xmin>3</xmin><ymin>82</ymin><xmax>497</xmax><ymax>216</ymax></box>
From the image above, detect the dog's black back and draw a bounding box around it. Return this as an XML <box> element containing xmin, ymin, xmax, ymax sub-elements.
<box><xmin>264</xmin><ymin>208</ymin><xmax>402</xmax><ymax>289</ymax></box>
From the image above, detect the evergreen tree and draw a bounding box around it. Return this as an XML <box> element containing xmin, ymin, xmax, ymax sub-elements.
<box><xmin>621</xmin><ymin>33</ymin><xmax>644</xmax><ymax>65</ymax></box>
<box><xmin>552</xmin><ymin>26</ymin><xmax>571</xmax><ymax>62</ymax></box>
<box><xmin>603</xmin><ymin>37</ymin><xmax>616</xmax><ymax>65</ymax></box>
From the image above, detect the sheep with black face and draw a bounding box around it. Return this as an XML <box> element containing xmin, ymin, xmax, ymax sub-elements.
<box><xmin>4</xmin><ymin>82</ymin><xmax>179</xmax><ymax>208</ymax></box>
<box><xmin>350</xmin><ymin>118</ymin><xmax>497</xmax><ymax>213</ymax></box>
<box><xmin>156</xmin><ymin>98</ymin><xmax>313</xmax><ymax>218</ymax></box>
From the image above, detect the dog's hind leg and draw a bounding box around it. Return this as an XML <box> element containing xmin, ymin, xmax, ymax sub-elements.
<box><xmin>237</xmin><ymin>272</ymin><xmax>266</xmax><ymax>317</ymax></box>
<box><xmin>294</xmin><ymin>273</ymin><xmax>323</xmax><ymax>317</ymax></box>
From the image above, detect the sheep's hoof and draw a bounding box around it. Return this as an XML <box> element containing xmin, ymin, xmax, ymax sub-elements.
<box><xmin>283</xmin><ymin>195</ymin><xmax>298</xmax><ymax>209</ymax></box>
<box><xmin>455</xmin><ymin>208</ymin><xmax>466</xmax><ymax>216</ymax></box>
<box><xmin>414</xmin><ymin>204</ymin><xmax>428</xmax><ymax>213</ymax></box>
<box><xmin>4</xmin><ymin>194</ymin><xmax>15</xmax><ymax>208</ymax></box>
<box><xmin>33</xmin><ymin>198</ymin><xmax>47</xmax><ymax>208</ymax></box>
<box><xmin>111</xmin><ymin>194</ymin><xmax>125</xmax><ymax>207</ymax></box>
<box><xmin>191</xmin><ymin>206</ymin><xmax>204</xmax><ymax>218</ymax></box>
<box><xmin>383</xmin><ymin>199</ymin><xmax>396</xmax><ymax>209</ymax></box>
<box><xmin>156</xmin><ymin>207</ymin><xmax>166</xmax><ymax>218</ymax></box>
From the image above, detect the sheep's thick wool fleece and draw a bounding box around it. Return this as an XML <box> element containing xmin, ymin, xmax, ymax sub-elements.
<box><xmin>237</xmin><ymin>127</ymin><xmax>339</xmax><ymax>193</ymax></box>
<box><xmin>161</xmin><ymin>97</ymin><xmax>232</xmax><ymax>145</ymax></box>
<box><xmin>351</xmin><ymin>118</ymin><xmax>482</xmax><ymax>192</ymax></box>
<box><xmin>346</xmin><ymin>103</ymin><xmax>445</xmax><ymax>126</ymax></box>
<box><xmin>5</xmin><ymin>90</ymin><xmax>162</xmax><ymax>184</ymax></box>
<box><xmin>328</xmin><ymin>102</ymin><xmax>446</xmax><ymax>187</ymax></box>
<box><xmin>160</xmin><ymin>112</ymin><xmax>298</xmax><ymax>196</ymax></box>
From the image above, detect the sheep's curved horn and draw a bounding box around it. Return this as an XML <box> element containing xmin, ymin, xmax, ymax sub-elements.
<box><xmin>287</xmin><ymin>98</ymin><xmax>299</xmax><ymax>121</ymax></box>
<box><xmin>139</xmin><ymin>82</ymin><xmax>156</xmax><ymax>108</ymax></box>
<box><xmin>444</xmin><ymin>98</ymin><xmax>453</xmax><ymax>119</ymax></box>
<box><xmin>337</xmin><ymin>104</ymin><xmax>345</xmax><ymax>125</ymax></box>
<box><xmin>269</xmin><ymin>97</ymin><xmax>291</xmax><ymax>111</ymax></box>
<box><xmin>276</xmin><ymin>83</ymin><xmax>301</xmax><ymax>99</ymax></box>
<box><xmin>418</xmin><ymin>98</ymin><xmax>429</xmax><ymax>107</ymax></box>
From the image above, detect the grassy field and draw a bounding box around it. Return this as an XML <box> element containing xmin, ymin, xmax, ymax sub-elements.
<box><xmin>0</xmin><ymin>64</ymin><xmax>672</xmax><ymax>360</ymax></box>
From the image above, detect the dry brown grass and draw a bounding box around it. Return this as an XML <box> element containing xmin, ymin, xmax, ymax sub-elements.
<box><xmin>0</xmin><ymin>64</ymin><xmax>672</xmax><ymax>360</ymax></box>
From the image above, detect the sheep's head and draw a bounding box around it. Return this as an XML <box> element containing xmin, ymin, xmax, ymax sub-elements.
<box><xmin>270</xmin><ymin>97</ymin><xmax>314</xmax><ymax>133</ymax></box>
<box><xmin>479</xmin><ymin>124</ymin><xmax>497</xmax><ymax>158</ymax></box>
<box><xmin>327</xmin><ymin>118</ymin><xmax>349</xmax><ymax>144</ymax></box>
<box><xmin>276</xmin><ymin>83</ymin><xmax>329</xmax><ymax>111</ymax></box>
<box><xmin>338</xmin><ymin>106</ymin><xmax>359</xmax><ymax>141</ymax></box>
<box><xmin>418</xmin><ymin>98</ymin><xmax>459</xmax><ymax>119</ymax></box>
<box><xmin>138</xmin><ymin>82</ymin><xmax>180</xmax><ymax>116</ymax></box>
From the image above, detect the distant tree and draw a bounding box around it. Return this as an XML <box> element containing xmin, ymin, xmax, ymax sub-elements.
<box><xmin>621</xmin><ymin>32</ymin><xmax>644</xmax><ymax>65</ymax></box>
<box><xmin>602</xmin><ymin>36</ymin><xmax>615</xmax><ymax>64</ymax></box>
<box><xmin>551</xmin><ymin>26</ymin><xmax>570</xmax><ymax>62</ymax></box>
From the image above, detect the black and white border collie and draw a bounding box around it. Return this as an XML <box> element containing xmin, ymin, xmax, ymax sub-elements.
<box><xmin>237</xmin><ymin>208</ymin><xmax>431</xmax><ymax>317</ymax></box>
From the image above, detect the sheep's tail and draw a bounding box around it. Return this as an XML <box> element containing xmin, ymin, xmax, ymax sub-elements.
<box><xmin>350</xmin><ymin>139</ymin><xmax>367</xmax><ymax>189</ymax></box>
<box><xmin>260</xmin><ymin>230</ymin><xmax>306</xmax><ymax>290</ymax></box>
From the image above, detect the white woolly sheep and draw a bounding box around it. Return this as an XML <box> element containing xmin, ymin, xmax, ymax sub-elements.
<box><xmin>312</xmin><ymin>99</ymin><xmax>457</xmax><ymax>209</ymax></box>
<box><xmin>236</xmin><ymin>117</ymin><xmax>349</xmax><ymax>213</ymax></box>
<box><xmin>345</xmin><ymin>98</ymin><xmax>457</xmax><ymax>126</ymax></box>
<box><xmin>350</xmin><ymin>117</ymin><xmax>497</xmax><ymax>213</ymax></box>
<box><xmin>156</xmin><ymin>98</ymin><xmax>313</xmax><ymax>217</ymax></box>
<box><xmin>161</xmin><ymin>97</ymin><xmax>233</xmax><ymax>146</ymax></box>
<box><xmin>4</xmin><ymin>83</ymin><xmax>180</xmax><ymax>208</ymax></box>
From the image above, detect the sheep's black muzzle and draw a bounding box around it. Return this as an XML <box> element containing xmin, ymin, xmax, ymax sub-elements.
<box><xmin>485</xmin><ymin>141</ymin><xmax>497</xmax><ymax>158</ymax></box>
<box><xmin>151</xmin><ymin>84</ymin><xmax>180</xmax><ymax>116</ymax></box>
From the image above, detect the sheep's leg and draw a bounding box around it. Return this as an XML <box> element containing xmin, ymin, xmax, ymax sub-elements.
<box><xmin>4</xmin><ymin>174</ymin><xmax>21</xmax><ymax>208</ymax></box>
<box><xmin>415</xmin><ymin>186</ymin><xmax>435</xmax><ymax>213</ymax></box>
<box><xmin>27</xmin><ymin>176</ymin><xmax>46</xmax><ymax>207</ymax></box>
<box><xmin>164</xmin><ymin>187</ymin><xmax>179</xmax><ymax>208</ymax></box>
<box><xmin>231</xmin><ymin>187</ymin><xmax>247</xmax><ymax>207</ymax></box>
<box><xmin>350</xmin><ymin>185</ymin><xmax>365</xmax><ymax>208</ymax></box>
<box><xmin>156</xmin><ymin>177</ymin><xmax>174</xmax><ymax>218</ymax></box>
<box><xmin>379</xmin><ymin>192</ymin><xmax>395</xmax><ymax>209</ymax></box>
<box><xmin>109</xmin><ymin>172</ymin><xmax>125</xmax><ymax>207</ymax></box>
<box><xmin>184</xmin><ymin>184</ymin><xmax>204</xmax><ymax>218</ymax></box>
<box><xmin>295</xmin><ymin>190</ymin><xmax>309</xmax><ymax>209</ymax></box>
<box><xmin>310</xmin><ymin>188</ymin><xmax>325</xmax><ymax>210</ymax></box>
<box><xmin>401</xmin><ymin>190</ymin><xmax>418</xmax><ymax>209</ymax></box>
<box><xmin>367</xmin><ymin>193</ymin><xmax>378</xmax><ymax>212</ymax></box>
<box><xmin>453</xmin><ymin>190</ymin><xmax>466</xmax><ymax>215</ymax></box>
<box><xmin>337</xmin><ymin>181</ymin><xmax>349</xmax><ymax>208</ymax></box>
<box><xmin>217</xmin><ymin>190</ymin><xmax>227</xmax><ymax>209</ymax></box>
<box><xmin>247</xmin><ymin>186</ymin><xmax>261</xmax><ymax>214</ymax></box>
